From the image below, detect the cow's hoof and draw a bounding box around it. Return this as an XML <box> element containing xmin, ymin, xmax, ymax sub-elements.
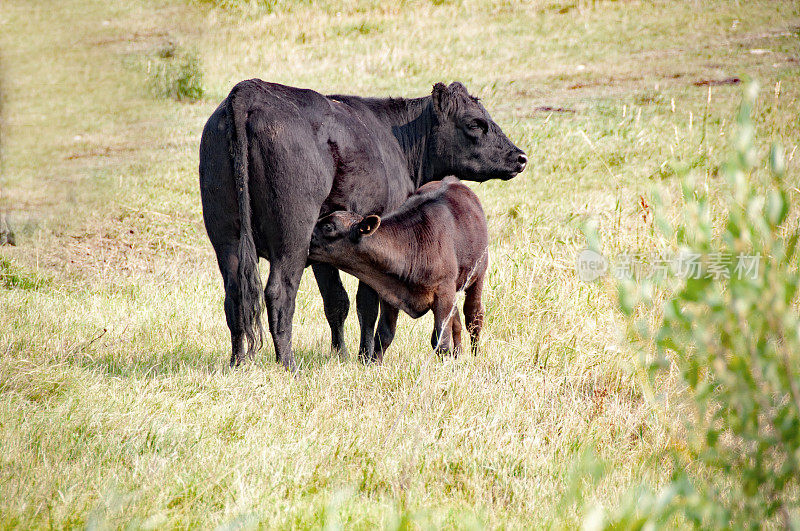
<box><xmin>332</xmin><ymin>346</ymin><xmax>349</xmax><ymax>361</ymax></box>
<box><xmin>280</xmin><ymin>356</ymin><xmax>298</xmax><ymax>374</ymax></box>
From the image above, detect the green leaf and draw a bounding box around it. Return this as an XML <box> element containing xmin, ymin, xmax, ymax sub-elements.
<box><xmin>765</xmin><ymin>190</ymin><xmax>788</xmax><ymax>227</ymax></box>
<box><xmin>580</xmin><ymin>218</ymin><xmax>602</xmax><ymax>252</ymax></box>
<box><xmin>769</xmin><ymin>144</ymin><xmax>786</xmax><ymax>178</ymax></box>
<box><xmin>610</xmin><ymin>81</ymin><xmax>800</xmax><ymax>529</ymax></box>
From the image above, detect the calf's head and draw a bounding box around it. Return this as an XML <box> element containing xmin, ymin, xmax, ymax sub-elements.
<box><xmin>429</xmin><ymin>82</ymin><xmax>527</xmax><ymax>181</ymax></box>
<box><xmin>309</xmin><ymin>211</ymin><xmax>381</xmax><ymax>267</ymax></box>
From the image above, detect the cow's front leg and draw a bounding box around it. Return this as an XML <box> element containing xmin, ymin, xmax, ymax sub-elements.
<box><xmin>313</xmin><ymin>263</ymin><xmax>350</xmax><ymax>360</ymax></box>
<box><xmin>373</xmin><ymin>300</ymin><xmax>399</xmax><ymax>363</ymax></box>
<box><xmin>356</xmin><ymin>282</ymin><xmax>380</xmax><ymax>363</ymax></box>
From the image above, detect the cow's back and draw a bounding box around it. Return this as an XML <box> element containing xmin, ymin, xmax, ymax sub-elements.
<box><xmin>200</xmin><ymin>80</ymin><xmax>416</xmax><ymax>256</ymax></box>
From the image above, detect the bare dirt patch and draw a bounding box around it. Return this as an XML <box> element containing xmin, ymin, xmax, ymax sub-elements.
<box><xmin>534</xmin><ymin>106</ymin><xmax>576</xmax><ymax>114</ymax></box>
<box><xmin>693</xmin><ymin>77</ymin><xmax>742</xmax><ymax>87</ymax></box>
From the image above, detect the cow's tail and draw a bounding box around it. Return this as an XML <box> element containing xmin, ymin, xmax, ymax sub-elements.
<box><xmin>227</xmin><ymin>83</ymin><xmax>264</xmax><ymax>361</ymax></box>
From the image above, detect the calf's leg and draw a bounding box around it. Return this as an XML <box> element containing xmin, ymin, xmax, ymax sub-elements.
<box><xmin>312</xmin><ymin>263</ymin><xmax>349</xmax><ymax>360</ymax></box>
<box><xmin>450</xmin><ymin>310</ymin><xmax>463</xmax><ymax>357</ymax></box>
<box><xmin>463</xmin><ymin>276</ymin><xmax>485</xmax><ymax>355</ymax></box>
<box><xmin>430</xmin><ymin>284</ymin><xmax>458</xmax><ymax>354</ymax></box>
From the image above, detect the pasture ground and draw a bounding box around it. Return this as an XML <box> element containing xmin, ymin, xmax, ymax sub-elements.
<box><xmin>1</xmin><ymin>0</ymin><xmax>799</xmax><ymax>527</ymax></box>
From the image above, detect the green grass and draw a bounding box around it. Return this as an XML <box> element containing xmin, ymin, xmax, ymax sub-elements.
<box><xmin>1</xmin><ymin>0</ymin><xmax>799</xmax><ymax>527</ymax></box>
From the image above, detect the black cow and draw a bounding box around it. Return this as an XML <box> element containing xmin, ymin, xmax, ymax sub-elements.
<box><xmin>309</xmin><ymin>177</ymin><xmax>489</xmax><ymax>361</ymax></box>
<box><xmin>199</xmin><ymin>80</ymin><xmax>525</xmax><ymax>370</ymax></box>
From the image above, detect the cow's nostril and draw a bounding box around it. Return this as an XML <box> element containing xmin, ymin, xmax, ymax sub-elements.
<box><xmin>517</xmin><ymin>154</ymin><xmax>528</xmax><ymax>166</ymax></box>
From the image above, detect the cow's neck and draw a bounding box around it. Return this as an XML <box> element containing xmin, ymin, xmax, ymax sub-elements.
<box><xmin>371</xmin><ymin>97</ymin><xmax>440</xmax><ymax>188</ymax></box>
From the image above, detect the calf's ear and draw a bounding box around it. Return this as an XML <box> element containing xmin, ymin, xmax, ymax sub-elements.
<box><xmin>358</xmin><ymin>215</ymin><xmax>381</xmax><ymax>237</ymax></box>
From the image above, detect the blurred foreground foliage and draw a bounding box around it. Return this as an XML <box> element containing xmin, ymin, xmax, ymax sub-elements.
<box><xmin>589</xmin><ymin>82</ymin><xmax>800</xmax><ymax>528</ymax></box>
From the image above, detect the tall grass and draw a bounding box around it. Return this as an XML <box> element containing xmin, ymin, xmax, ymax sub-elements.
<box><xmin>0</xmin><ymin>0</ymin><xmax>798</xmax><ymax>526</ymax></box>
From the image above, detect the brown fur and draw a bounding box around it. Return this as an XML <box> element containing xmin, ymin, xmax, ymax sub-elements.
<box><xmin>309</xmin><ymin>177</ymin><xmax>488</xmax><ymax>361</ymax></box>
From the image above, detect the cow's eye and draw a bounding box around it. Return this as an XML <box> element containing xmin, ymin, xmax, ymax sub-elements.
<box><xmin>466</xmin><ymin>118</ymin><xmax>488</xmax><ymax>134</ymax></box>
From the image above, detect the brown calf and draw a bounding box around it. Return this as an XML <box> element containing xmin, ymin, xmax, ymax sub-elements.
<box><xmin>308</xmin><ymin>176</ymin><xmax>488</xmax><ymax>361</ymax></box>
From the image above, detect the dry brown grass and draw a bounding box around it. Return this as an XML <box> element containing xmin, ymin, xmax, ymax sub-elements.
<box><xmin>1</xmin><ymin>0</ymin><xmax>798</xmax><ymax>527</ymax></box>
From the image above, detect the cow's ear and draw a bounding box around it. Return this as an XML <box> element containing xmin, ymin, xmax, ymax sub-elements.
<box><xmin>448</xmin><ymin>81</ymin><xmax>469</xmax><ymax>97</ymax></box>
<box><xmin>358</xmin><ymin>215</ymin><xmax>381</xmax><ymax>237</ymax></box>
<box><xmin>432</xmin><ymin>82</ymin><xmax>453</xmax><ymax>117</ymax></box>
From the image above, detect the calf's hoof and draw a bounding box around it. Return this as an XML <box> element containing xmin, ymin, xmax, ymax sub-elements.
<box><xmin>435</xmin><ymin>345</ymin><xmax>461</xmax><ymax>358</ymax></box>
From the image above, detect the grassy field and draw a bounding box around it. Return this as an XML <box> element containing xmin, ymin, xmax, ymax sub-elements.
<box><xmin>1</xmin><ymin>0</ymin><xmax>799</xmax><ymax>527</ymax></box>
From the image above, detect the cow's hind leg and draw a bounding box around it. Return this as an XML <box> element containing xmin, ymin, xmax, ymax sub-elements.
<box><xmin>264</xmin><ymin>250</ymin><xmax>308</xmax><ymax>372</ymax></box>
<box><xmin>313</xmin><ymin>263</ymin><xmax>349</xmax><ymax>359</ymax></box>
<box><xmin>244</xmin><ymin>104</ymin><xmax>333</xmax><ymax>371</ymax></box>
<box><xmin>463</xmin><ymin>276</ymin><xmax>485</xmax><ymax>355</ymax></box>
<box><xmin>259</xmin><ymin>193</ymin><xmax>321</xmax><ymax>372</ymax></box>
<box><xmin>373</xmin><ymin>301</ymin><xmax>399</xmax><ymax>363</ymax></box>
<box><xmin>259</xmin><ymin>198</ymin><xmax>319</xmax><ymax>372</ymax></box>
<box><xmin>356</xmin><ymin>282</ymin><xmax>380</xmax><ymax>363</ymax></box>
<box><xmin>217</xmin><ymin>246</ymin><xmax>248</xmax><ymax>366</ymax></box>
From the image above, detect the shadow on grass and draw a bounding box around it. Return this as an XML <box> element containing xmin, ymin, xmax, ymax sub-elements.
<box><xmin>238</xmin><ymin>339</ymin><xmax>348</xmax><ymax>372</ymax></box>
<box><xmin>55</xmin><ymin>337</ymin><xmax>341</xmax><ymax>379</ymax></box>
<box><xmin>63</xmin><ymin>345</ymin><xmax>225</xmax><ymax>378</ymax></box>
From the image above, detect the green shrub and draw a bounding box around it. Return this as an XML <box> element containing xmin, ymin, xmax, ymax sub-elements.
<box><xmin>148</xmin><ymin>45</ymin><xmax>205</xmax><ymax>102</ymax></box>
<box><xmin>1</xmin><ymin>256</ymin><xmax>48</xmax><ymax>290</ymax></box>
<box><xmin>591</xmin><ymin>82</ymin><xmax>800</xmax><ymax>528</ymax></box>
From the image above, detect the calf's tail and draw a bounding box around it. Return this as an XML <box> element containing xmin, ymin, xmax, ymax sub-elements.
<box><xmin>227</xmin><ymin>83</ymin><xmax>264</xmax><ymax>360</ymax></box>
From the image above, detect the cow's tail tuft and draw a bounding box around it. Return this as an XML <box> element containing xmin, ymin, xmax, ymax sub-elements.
<box><xmin>227</xmin><ymin>83</ymin><xmax>264</xmax><ymax>362</ymax></box>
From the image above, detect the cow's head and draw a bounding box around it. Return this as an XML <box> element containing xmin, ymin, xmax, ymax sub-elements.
<box><xmin>429</xmin><ymin>82</ymin><xmax>527</xmax><ymax>182</ymax></box>
<box><xmin>308</xmin><ymin>211</ymin><xmax>381</xmax><ymax>267</ymax></box>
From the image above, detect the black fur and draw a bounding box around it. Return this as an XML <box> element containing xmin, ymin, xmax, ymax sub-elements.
<box><xmin>199</xmin><ymin>80</ymin><xmax>526</xmax><ymax>370</ymax></box>
<box><xmin>226</xmin><ymin>85</ymin><xmax>264</xmax><ymax>365</ymax></box>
